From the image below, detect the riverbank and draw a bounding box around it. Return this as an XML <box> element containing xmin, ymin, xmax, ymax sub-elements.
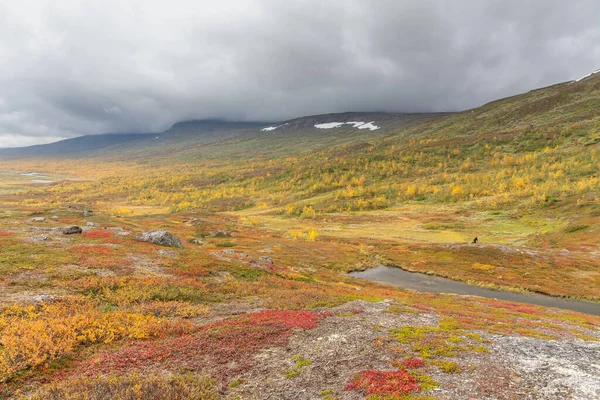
<box><xmin>351</xmin><ymin>265</ymin><xmax>600</xmax><ymax>316</ymax></box>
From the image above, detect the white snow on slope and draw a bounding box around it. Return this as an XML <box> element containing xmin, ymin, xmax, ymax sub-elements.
<box><xmin>314</xmin><ymin>121</ymin><xmax>380</xmax><ymax>130</ymax></box>
<box><xmin>573</xmin><ymin>68</ymin><xmax>600</xmax><ymax>83</ymax></box>
<box><xmin>315</xmin><ymin>122</ymin><xmax>345</xmax><ymax>129</ymax></box>
<box><xmin>346</xmin><ymin>121</ymin><xmax>365</xmax><ymax>128</ymax></box>
<box><xmin>261</xmin><ymin>125</ymin><xmax>281</xmax><ymax>131</ymax></box>
<box><xmin>357</xmin><ymin>121</ymin><xmax>380</xmax><ymax>131</ymax></box>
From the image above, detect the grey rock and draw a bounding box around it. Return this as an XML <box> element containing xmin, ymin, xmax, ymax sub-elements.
<box><xmin>86</xmin><ymin>221</ymin><xmax>94</xmax><ymax>227</ymax></box>
<box><xmin>83</xmin><ymin>209</ymin><xmax>93</xmax><ymax>217</ymax></box>
<box><xmin>63</xmin><ymin>226</ymin><xmax>83</xmax><ymax>235</ymax></box>
<box><xmin>138</xmin><ymin>230</ymin><xmax>183</xmax><ymax>248</ymax></box>
<box><xmin>211</xmin><ymin>230</ymin><xmax>231</xmax><ymax>237</ymax></box>
<box><xmin>157</xmin><ymin>249</ymin><xmax>178</xmax><ymax>257</ymax></box>
<box><xmin>259</xmin><ymin>256</ymin><xmax>274</xmax><ymax>264</ymax></box>
<box><xmin>30</xmin><ymin>217</ymin><xmax>46</xmax><ymax>222</ymax></box>
<box><xmin>32</xmin><ymin>294</ymin><xmax>56</xmax><ymax>304</ymax></box>
<box><xmin>51</xmin><ymin>215</ymin><xmax>59</xmax><ymax>220</ymax></box>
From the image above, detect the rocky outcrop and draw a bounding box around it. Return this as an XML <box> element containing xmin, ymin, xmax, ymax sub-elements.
<box><xmin>138</xmin><ymin>230</ymin><xmax>183</xmax><ymax>248</ymax></box>
<box><xmin>63</xmin><ymin>226</ymin><xmax>83</xmax><ymax>235</ymax></box>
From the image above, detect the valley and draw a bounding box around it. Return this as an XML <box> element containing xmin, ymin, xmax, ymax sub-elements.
<box><xmin>0</xmin><ymin>73</ymin><xmax>599</xmax><ymax>399</ymax></box>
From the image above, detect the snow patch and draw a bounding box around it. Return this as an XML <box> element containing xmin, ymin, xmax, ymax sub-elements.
<box><xmin>261</xmin><ymin>125</ymin><xmax>281</xmax><ymax>132</ymax></box>
<box><xmin>357</xmin><ymin>121</ymin><xmax>380</xmax><ymax>131</ymax></box>
<box><xmin>346</xmin><ymin>121</ymin><xmax>365</xmax><ymax>128</ymax></box>
<box><xmin>314</xmin><ymin>121</ymin><xmax>380</xmax><ymax>130</ymax></box>
<box><xmin>315</xmin><ymin>122</ymin><xmax>345</xmax><ymax>129</ymax></box>
<box><xmin>572</xmin><ymin>68</ymin><xmax>600</xmax><ymax>83</ymax></box>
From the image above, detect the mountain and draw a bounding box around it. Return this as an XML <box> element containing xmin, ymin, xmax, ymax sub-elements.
<box><xmin>0</xmin><ymin>113</ymin><xmax>448</xmax><ymax>161</ymax></box>
<box><xmin>0</xmin><ymin>133</ymin><xmax>153</xmax><ymax>159</ymax></box>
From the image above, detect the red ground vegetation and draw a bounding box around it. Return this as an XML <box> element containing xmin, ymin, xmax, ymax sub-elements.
<box><xmin>346</xmin><ymin>368</ymin><xmax>421</xmax><ymax>396</ymax></box>
<box><xmin>76</xmin><ymin>310</ymin><xmax>331</xmax><ymax>385</ymax></box>
<box><xmin>83</xmin><ymin>230</ymin><xmax>113</xmax><ymax>239</ymax></box>
<box><xmin>398</xmin><ymin>357</ymin><xmax>425</xmax><ymax>369</ymax></box>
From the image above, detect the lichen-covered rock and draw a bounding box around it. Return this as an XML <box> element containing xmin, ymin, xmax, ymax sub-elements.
<box><xmin>63</xmin><ymin>226</ymin><xmax>83</xmax><ymax>235</ymax></box>
<box><xmin>30</xmin><ymin>217</ymin><xmax>46</xmax><ymax>222</ymax></box>
<box><xmin>138</xmin><ymin>230</ymin><xmax>183</xmax><ymax>248</ymax></box>
<box><xmin>211</xmin><ymin>230</ymin><xmax>231</xmax><ymax>238</ymax></box>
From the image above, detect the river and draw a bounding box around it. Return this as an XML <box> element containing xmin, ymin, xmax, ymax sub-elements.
<box><xmin>350</xmin><ymin>265</ymin><xmax>600</xmax><ymax>316</ymax></box>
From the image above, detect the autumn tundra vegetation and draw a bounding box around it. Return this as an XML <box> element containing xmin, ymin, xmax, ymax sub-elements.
<box><xmin>0</xmin><ymin>74</ymin><xmax>599</xmax><ymax>399</ymax></box>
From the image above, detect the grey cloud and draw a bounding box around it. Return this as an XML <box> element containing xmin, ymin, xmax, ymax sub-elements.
<box><xmin>1</xmin><ymin>0</ymin><xmax>599</xmax><ymax>147</ymax></box>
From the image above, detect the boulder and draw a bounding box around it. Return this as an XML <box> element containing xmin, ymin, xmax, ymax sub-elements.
<box><xmin>83</xmin><ymin>209</ymin><xmax>93</xmax><ymax>217</ymax></box>
<box><xmin>211</xmin><ymin>230</ymin><xmax>232</xmax><ymax>238</ymax></box>
<box><xmin>32</xmin><ymin>294</ymin><xmax>56</xmax><ymax>304</ymax></box>
<box><xmin>30</xmin><ymin>217</ymin><xmax>46</xmax><ymax>222</ymax></box>
<box><xmin>138</xmin><ymin>230</ymin><xmax>183</xmax><ymax>248</ymax></box>
<box><xmin>51</xmin><ymin>215</ymin><xmax>59</xmax><ymax>220</ymax></box>
<box><xmin>63</xmin><ymin>226</ymin><xmax>83</xmax><ymax>235</ymax></box>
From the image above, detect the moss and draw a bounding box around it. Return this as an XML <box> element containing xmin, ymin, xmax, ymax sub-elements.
<box><xmin>563</xmin><ymin>224</ymin><xmax>588</xmax><ymax>233</ymax></box>
<box><xmin>431</xmin><ymin>360</ymin><xmax>461</xmax><ymax>373</ymax></box>
<box><xmin>285</xmin><ymin>355</ymin><xmax>312</xmax><ymax>378</ymax></box>
<box><xmin>229</xmin><ymin>378</ymin><xmax>244</xmax><ymax>388</ymax></box>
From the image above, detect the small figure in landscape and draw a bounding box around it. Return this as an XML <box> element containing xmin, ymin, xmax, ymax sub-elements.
<box><xmin>472</xmin><ymin>236</ymin><xmax>478</xmax><ymax>244</ymax></box>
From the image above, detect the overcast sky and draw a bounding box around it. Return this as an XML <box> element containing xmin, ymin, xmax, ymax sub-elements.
<box><xmin>1</xmin><ymin>0</ymin><xmax>599</xmax><ymax>147</ymax></box>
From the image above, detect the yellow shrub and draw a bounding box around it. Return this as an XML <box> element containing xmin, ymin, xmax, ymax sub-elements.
<box><xmin>300</xmin><ymin>205</ymin><xmax>316</xmax><ymax>219</ymax></box>
<box><xmin>472</xmin><ymin>263</ymin><xmax>496</xmax><ymax>272</ymax></box>
<box><xmin>0</xmin><ymin>298</ymin><xmax>176</xmax><ymax>382</ymax></box>
<box><xmin>27</xmin><ymin>371</ymin><xmax>219</xmax><ymax>400</ymax></box>
<box><xmin>306</xmin><ymin>228</ymin><xmax>319</xmax><ymax>241</ymax></box>
<box><xmin>451</xmin><ymin>186</ymin><xmax>464</xmax><ymax>197</ymax></box>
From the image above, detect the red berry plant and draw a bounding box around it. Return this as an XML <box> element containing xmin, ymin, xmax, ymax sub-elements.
<box><xmin>346</xmin><ymin>368</ymin><xmax>421</xmax><ymax>397</ymax></box>
<box><xmin>77</xmin><ymin>310</ymin><xmax>331</xmax><ymax>387</ymax></box>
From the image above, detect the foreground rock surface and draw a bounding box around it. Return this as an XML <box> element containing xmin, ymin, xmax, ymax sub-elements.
<box><xmin>228</xmin><ymin>300</ymin><xmax>600</xmax><ymax>400</ymax></box>
<box><xmin>138</xmin><ymin>230</ymin><xmax>183</xmax><ymax>248</ymax></box>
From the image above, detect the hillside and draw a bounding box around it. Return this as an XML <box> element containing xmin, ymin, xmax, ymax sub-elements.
<box><xmin>0</xmin><ymin>74</ymin><xmax>599</xmax><ymax>399</ymax></box>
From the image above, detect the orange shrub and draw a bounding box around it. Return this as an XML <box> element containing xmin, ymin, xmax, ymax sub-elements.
<box><xmin>0</xmin><ymin>297</ymin><xmax>187</xmax><ymax>382</ymax></box>
<box><xmin>82</xmin><ymin>230</ymin><xmax>112</xmax><ymax>239</ymax></box>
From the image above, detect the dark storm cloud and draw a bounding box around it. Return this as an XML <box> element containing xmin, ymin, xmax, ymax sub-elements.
<box><xmin>1</xmin><ymin>0</ymin><xmax>599</xmax><ymax>146</ymax></box>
